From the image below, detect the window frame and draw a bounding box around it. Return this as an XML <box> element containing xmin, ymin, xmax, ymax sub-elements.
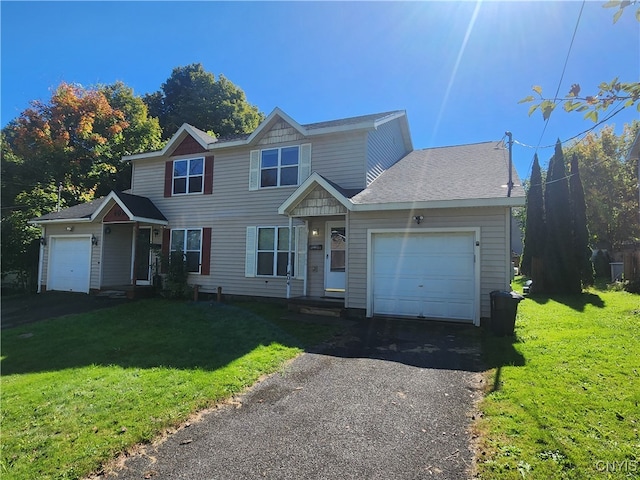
<box><xmin>172</xmin><ymin>157</ymin><xmax>205</xmax><ymax>195</ymax></box>
<box><xmin>255</xmin><ymin>226</ymin><xmax>296</xmax><ymax>277</ymax></box>
<box><xmin>169</xmin><ymin>228</ymin><xmax>203</xmax><ymax>274</ymax></box>
<box><xmin>259</xmin><ymin>146</ymin><xmax>300</xmax><ymax>189</ymax></box>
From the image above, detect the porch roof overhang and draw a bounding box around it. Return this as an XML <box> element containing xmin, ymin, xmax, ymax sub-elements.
<box><xmin>29</xmin><ymin>191</ymin><xmax>168</xmax><ymax>226</ymax></box>
<box><xmin>278</xmin><ymin>172</ymin><xmax>355</xmax><ymax>217</ymax></box>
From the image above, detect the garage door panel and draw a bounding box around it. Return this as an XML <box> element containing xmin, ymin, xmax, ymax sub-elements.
<box><xmin>49</xmin><ymin>237</ymin><xmax>91</xmax><ymax>293</ymax></box>
<box><xmin>372</xmin><ymin>232</ymin><xmax>476</xmax><ymax>322</ymax></box>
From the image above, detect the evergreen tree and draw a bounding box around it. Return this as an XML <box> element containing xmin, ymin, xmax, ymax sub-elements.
<box><xmin>520</xmin><ymin>154</ymin><xmax>545</xmax><ymax>279</ymax></box>
<box><xmin>544</xmin><ymin>140</ymin><xmax>581</xmax><ymax>293</ymax></box>
<box><xmin>569</xmin><ymin>154</ymin><xmax>594</xmax><ymax>286</ymax></box>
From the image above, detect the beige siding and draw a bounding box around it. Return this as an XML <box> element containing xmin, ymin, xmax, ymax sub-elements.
<box><xmin>366</xmin><ymin>118</ymin><xmax>409</xmax><ymax>185</ymax></box>
<box><xmin>347</xmin><ymin>207</ymin><xmax>510</xmax><ymax>318</ymax></box>
<box><xmin>128</xmin><ymin>129</ymin><xmax>371</xmax><ymax>298</ymax></box>
<box><xmin>309</xmin><ymin>132</ymin><xmax>368</xmax><ymax>190</ymax></box>
<box><xmin>101</xmin><ymin>224</ymin><xmax>133</xmax><ymax>286</ymax></box>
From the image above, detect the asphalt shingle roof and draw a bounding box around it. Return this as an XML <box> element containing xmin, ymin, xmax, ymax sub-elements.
<box><xmin>214</xmin><ymin>111</ymin><xmax>404</xmax><ymax>144</ymax></box>
<box><xmin>351</xmin><ymin>141</ymin><xmax>525</xmax><ymax>204</ymax></box>
<box><xmin>33</xmin><ymin>197</ymin><xmax>105</xmax><ymax>221</ymax></box>
<box><xmin>32</xmin><ymin>192</ymin><xmax>166</xmax><ymax>222</ymax></box>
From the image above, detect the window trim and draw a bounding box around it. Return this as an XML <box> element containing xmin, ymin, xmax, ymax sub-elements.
<box><xmin>169</xmin><ymin>228</ymin><xmax>203</xmax><ymax>274</ymax></box>
<box><xmin>172</xmin><ymin>157</ymin><xmax>205</xmax><ymax>196</ymax></box>
<box><xmin>259</xmin><ymin>146</ymin><xmax>300</xmax><ymax>189</ymax></box>
<box><xmin>255</xmin><ymin>226</ymin><xmax>296</xmax><ymax>277</ymax></box>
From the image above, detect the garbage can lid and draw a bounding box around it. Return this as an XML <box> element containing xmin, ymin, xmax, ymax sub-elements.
<box><xmin>490</xmin><ymin>290</ymin><xmax>525</xmax><ymax>300</ymax></box>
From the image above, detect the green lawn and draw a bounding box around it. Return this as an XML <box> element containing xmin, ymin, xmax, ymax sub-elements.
<box><xmin>0</xmin><ymin>299</ymin><xmax>343</xmax><ymax>480</ymax></box>
<box><xmin>476</xmin><ymin>280</ymin><xmax>640</xmax><ymax>479</ymax></box>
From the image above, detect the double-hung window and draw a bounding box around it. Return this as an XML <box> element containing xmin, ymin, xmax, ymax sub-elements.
<box><xmin>257</xmin><ymin>227</ymin><xmax>296</xmax><ymax>277</ymax></box>
<box><xmin>170</xmin><ymin>229</ymin><xmax>202</xmax><ymax>273</ymax></box>
<box><xmin>173</xmin><ymin>158</ymin><xmax>204</xmax><ymax>195</ymax></box>
<box><xmin>260</xmin><ymin>146</ymin><xmax>299</xmax><ymax>188</ymax></box>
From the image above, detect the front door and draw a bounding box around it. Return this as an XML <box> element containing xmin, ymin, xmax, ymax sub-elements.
<box><xmin>325</xmin><ymin>221</ymin><xmax>346</xmax><ymax>297</ymax></box>
<box><xmin>135</xmin><ymin>227</ymin><xmax>152</xmax><ymax>285</ymax></box>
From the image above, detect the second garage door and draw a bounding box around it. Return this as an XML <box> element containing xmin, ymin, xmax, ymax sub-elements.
<box><xmin>48</xmin><ymin>237</ymin><xmax>92</xmax><ymax>293</ymax></box>
<box><xmin>371</xmin><ymin>231</ymin><xmax>476</xmax><ymax>322</ymax></box>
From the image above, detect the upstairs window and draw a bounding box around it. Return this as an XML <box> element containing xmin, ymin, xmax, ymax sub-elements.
<box><xmin>173</xmin><ymin>158</ymin><xmax>204</xmax><ymax>195</ymax></box>
<box><xmin>260</xmin><ymin>146</ymin><xmax>299</xmax><ymax>188</ymax></box>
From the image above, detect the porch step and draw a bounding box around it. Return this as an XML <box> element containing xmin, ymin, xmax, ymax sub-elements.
<box><xmin>288</xmin><ymin>296</ymin><xmax>346</xmax><ymax>318</ymax></box>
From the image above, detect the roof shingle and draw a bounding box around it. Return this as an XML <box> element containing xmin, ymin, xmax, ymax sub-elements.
<box><xmin>351</xmin><ymin>141</ymin><xmax>525</xmax><ymax>205</ymax></box>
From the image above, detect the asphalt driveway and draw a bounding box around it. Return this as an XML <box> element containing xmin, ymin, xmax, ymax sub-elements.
<box><xmin>103</xmin><ymin>318</ymin><xmax>483</xmax><ymax>480</ymax></box>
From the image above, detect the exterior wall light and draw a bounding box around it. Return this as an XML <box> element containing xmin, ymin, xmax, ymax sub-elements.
<box><xmin>91</xmin><ymin>234</ymin><xmax>98</xmax><ymax>246</ymax></box>
<box><xmin>40</xmin><ymin>237</ymin><xmax>47</xmax><ymax>246</ymax></box>
<box><xmin>66</xmin><ymin>226</ymin><xmax>74</xmax><ymax>232</ymax></box>
<box><xmin>413</xmin><ymin>215</ymin><xmax>424</xmax><ymax>224</ymax></box>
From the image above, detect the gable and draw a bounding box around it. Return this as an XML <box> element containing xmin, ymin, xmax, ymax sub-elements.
<box><xmin>288</xmin><ymin>184</ymin><xmax>348</xmax><ymax>217</ymax></box>
<box><xmin>257</xmin><ymin>120</ymin><xmax>305</xmax><ymax>146</ymax></box>
<box><xmin>170</xmin><ymin>135</ymin><xmax>207</xmax><ymax>156</ymax></box>
<box><xmin>103</xmin><ymin>203</ymin><xmax>132</xmax><ymax>223</ymax></box>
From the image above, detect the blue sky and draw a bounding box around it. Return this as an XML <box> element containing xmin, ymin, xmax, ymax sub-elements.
<box><xmin>2</xmin><ymin>1</ymin><xmax>638</xmax><ymax>179</ymax></box>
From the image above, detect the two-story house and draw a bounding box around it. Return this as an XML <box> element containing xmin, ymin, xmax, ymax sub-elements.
<box><xmin>30</xmin><ymin>108</ymin><xmax>525</xmax><ymax>325</ymax></box>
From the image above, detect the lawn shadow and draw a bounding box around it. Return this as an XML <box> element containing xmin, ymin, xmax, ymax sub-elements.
<box><xmin>1</xmin><ymin>300</ymin><xmax>305</xmax><ymax>376</ymax></box>
<box><xmin>308</xmin><ymin>316</ymin><xmax>525</xmax><ymax>373</ymax></box>
<box><xmin>480</xmin><ymin>332</ymin><xmax>527</xmax><ymax>392</ymax></box>
<box><xmin>526</xmin><ymin>292</ymin><xmax>605</xmax><ymax>312</ymax></box>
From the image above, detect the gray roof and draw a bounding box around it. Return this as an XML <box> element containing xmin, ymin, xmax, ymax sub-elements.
<box><xmin>33</xmin><ymin>197</ymin><xmax>105</xmax><ymax>221</ymax></box>
<box><xmin>184</xmin><ymin>124</ymin><xmax>217</xmax><ymax>145</ymax></box>
<box><xmin>113</xmin><ymin>191</ymin><xmax>167</xmax><ymax>221</ymax></box>
<box><xmin>215</xmin><ymin>111</ymin><xmax>404</xmax><ymax>144</ymax></box>
<box><xmin>351</xmin><ymin>141</ymin><xmax>525</xmax><ymax>205</ymax></box>
<box><xmin>31</xmin><ymin>191</ymin><xmax>166</xmax><ymax>223</ymax></box>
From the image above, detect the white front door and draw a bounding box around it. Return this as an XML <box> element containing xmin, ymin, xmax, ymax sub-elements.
<box><xmin>325</xmin><ymin>221</ymin><xmax>346</xmax><ymax>296</ymax></box>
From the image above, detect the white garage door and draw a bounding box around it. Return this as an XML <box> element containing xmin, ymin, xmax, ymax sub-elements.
<box><xmin>372</xmin><ymin>232</ymin><xmax>476</xmax><ymax>322</ymax></box>
<box><xmin>48</xmin><ymin>237</ymin><xmax>91</xmax><ymax>293</ymax></box>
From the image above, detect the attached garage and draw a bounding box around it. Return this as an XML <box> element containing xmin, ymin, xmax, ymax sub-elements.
<box><xmin>47</xmin><ymin>236</ymin><xmax>92</xmax><ymax>293</ymax></box>
<box><xmin>369</xmin><ymin>230</ymin><xmax>479</xmax><ymax>323</ymax></box>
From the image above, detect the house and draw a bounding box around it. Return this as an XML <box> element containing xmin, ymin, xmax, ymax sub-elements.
<box><xmin>30</xmin><ymin>108</ymin><xmax>525</xmax><ymax>325</ymax></box>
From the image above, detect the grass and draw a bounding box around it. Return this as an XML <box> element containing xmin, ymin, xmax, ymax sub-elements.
<box><xmin>0</xmin><ymin>299</ymin><xmax>344</xmax><ymax>480</ymax></box>
<box><xmin>475</xmin><ymin>278</ymin><xmax>640</xmax><ymax>479</ymax></box>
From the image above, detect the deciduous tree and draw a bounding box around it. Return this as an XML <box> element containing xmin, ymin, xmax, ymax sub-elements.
<box><xmin>144</xmin><ymin>63</ymin><xmax>264</xmax><ymax>139</ymax></box>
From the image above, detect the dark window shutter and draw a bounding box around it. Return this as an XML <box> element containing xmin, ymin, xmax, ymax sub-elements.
<box><xmin>164</xmin><ymin>161</ymin><xmax>173</xmax><ymax>197</ymax></box>
<box><xmin>200</xmin><ymin>227</ymin><xmax>212</xmax><ymax>275</ymax></box>
<box><xmin>204</xmin><ymin>157</ymin><xmax>214</xmax><ymax>195</ymax></box>
<box><xmin>161</xmin><ymin>229</ymin><xmax>171</xmax><ymax>273</ymax></box>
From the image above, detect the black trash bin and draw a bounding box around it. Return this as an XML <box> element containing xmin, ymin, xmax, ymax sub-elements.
<box><xmin>490</xmin><ymin>290</ymin><xmax>525</xmax><ymax>336</ymax></box>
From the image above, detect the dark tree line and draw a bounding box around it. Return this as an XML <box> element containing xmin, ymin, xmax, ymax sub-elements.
<box><xmin>521</xmin><ymin>140</ymin><xmax>594</xmax><ymax>294</ymax></box>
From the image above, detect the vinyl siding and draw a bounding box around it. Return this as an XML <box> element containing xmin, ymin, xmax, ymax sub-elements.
<box><xmin>101</xmin><ymin>224</ymin><xmax>132</xmax><ymax>286</ymax></box>
<box><xmin>128</xmin><ymin>127</ymin><xmax>370</xmax><ymax>298</ymax></box>
<box><xmin>347</xmin><ymin>207</ymin><xmax>510</xmax><ymax>318</ymax></box>
<box><xmin>309</xmin><ymin>132</ymin><xmax>368</xmax><ymax>190</ymax></box>
<box><xmin>366</xmin><ymin>118</ymin><xmax>409</xmax><ymax>186</ymax></box>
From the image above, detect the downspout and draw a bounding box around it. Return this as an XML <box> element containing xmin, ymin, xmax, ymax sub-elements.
<box><xmin>37</xmin><ymin>225</ymin><xmax>45</xmax><ymax>293</ymax></box>
<box><xmin>303</xmin><ymin>219</ymin><xmax>309</xmax><ymax>297</ymax></box>
<box><xmin>286</xmin><ymin>216</ymin><xmax>293</xmax><ymax>299</ymax></box>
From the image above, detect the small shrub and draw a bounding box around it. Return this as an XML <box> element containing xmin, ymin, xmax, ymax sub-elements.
<box><xmin>162</xmin><ymin>251</ymin><xmax>192</xmax><ymax>299</ymax></box>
